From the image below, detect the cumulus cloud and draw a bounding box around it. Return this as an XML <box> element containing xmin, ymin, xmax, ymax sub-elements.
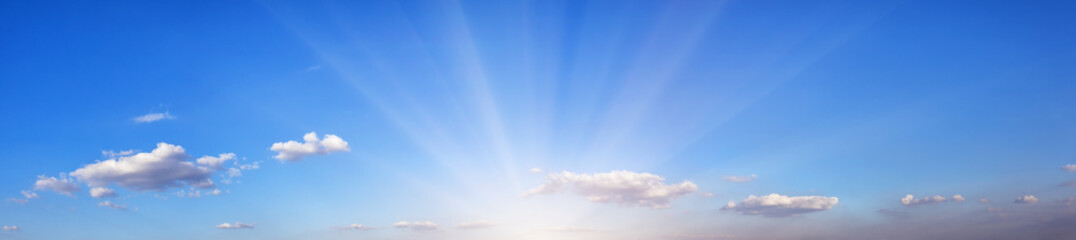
<box><xmin>524</xmin><ymin>170</ymin><xmax>698</xmax><ymax>208</ymax></box>
<box><xmin>1015</xmin><ymin>195</ymin><xmax>1039</xmax><ymax>204</ymax></box>
<box><xmin>722</xmin><ymin>174</ymin><xmax>757</xmax><ymax>183</ymax></box>
<box><xmin>97</xmin><ymin>201</ymin><xmax>127</xmax><ymax>211</ymax></box>
<box><xmin>2</xmin><ymin>226</ymin><xmax>18</xmax><ymax>231</ymax></box>
<box><xmin>334</xmin><ymin>224</ymin><xmax>368</xmax><ymax>230</ymax></box>
<box><xmin>900</xmin><ymin>194</ymin><xmax>965</xmax><ymax>206</ymax></box>
<box><xmin>196</xmin><ymin>153</ymin><xmax>236</xmax><ymax>170</ymax></box>
<box><xmin>89</xmin><ymin>187</ymin><xmax>117</xmax><ymax>198</ymax></box>
<box><xmin>456</xmin><ymin>220</ymin><xmax>496</xmax><ymax>229</ymax></box>
<box><xmin>216</xmin><ymin>222</ymin><xmax>254</xmax><ymax>229</ymax></box>
<box><xmin>270</xmin><ymin>132</ymin><xmax>350</xmax><ymax>162</ymax></box>
<box><xmin>133</xmin><ymin>112</ymin><xmax>175</xmax><ymax>123</ymax></box>
<box><xmin>33</xmin><ymin>175</ymin><xmax>80</xmax><ymax>196</ymax></box>
<box><xmin>1063</xmin><ymin>164</ymin><xmax>1076</xmax><ymax>172</ymax></box>
<box><xmin>394</xmin><ymin>221</ymin><xmax>438</xmax><ymax>231</ymax></box>
<box><xmin>71</xmin><ymin>143</ymin><xmax>216</xmax><ymax>191</ymax></box>
<box><xmin>722</xmin><ymin>193</ymin><xmax>839</xmax><ymax>217</ymax></box>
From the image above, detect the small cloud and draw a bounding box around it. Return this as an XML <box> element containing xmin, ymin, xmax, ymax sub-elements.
<box><xmin>334</xmin><ymin>224</ymin><xmax>368</xmax><ymax>230</ymax></box>
<box><xmin>394</xmin><ymin>221</ymin><xmax>437</xmax><ymax>231</ymax></box>
<box><xmin>21</xmin><ymin>190</ymin><xmax>38</xmax><ymax>199</ymax></box>
<box><xmin>217</xmin><ymin>222</ymin><xmax>254</xmax><ymax>229</ymax></box>
<box><xmin>102</xmin><ymin>150</ymin><xmax>136</xmax><ymax>158</ymax></box>
<box><xmin>90</xmin><ymin>187</ymin><xmax>117</xmax><ymax>198</ymax></box>
<box><xmin>34</xmin><ymin>174</ymin><xmax>80</xmax><ymax>197</ymax></box>
<box><xmin>524</xmin><ymin>170</ymin><xmax>697</xmax><ymax>209</ymax></box>
<box><xmin>2</xmin><ymin>226</ymin><xmax>19</xmax><ymax>231</ymax></box>
<box><xmin>196</xmin><ymin>153</ymin><xmax>237</xmax><ymax>170</ymax></box>
<box><xmin>133</xmin><ymin>112</ymin><xmax>175</xmax><ymax>123</ymax></box>
<box><xmin>722</xmin><ymin>174</ymin><xmax>757</xmax><ymax>183</ymax></box>
<box><xmin>722</xmin><ymin>193</ymin><xmax>839</xmax><ymax>217</ymax></box>
<box><xmin>529</xmin><ymin>168</ymin><xmax>543</xmax><ymax>173</ymax></box>
<box><xmin>900</xmin><ymin>194</ymin><xmax>965</xmax><ymax>206</ymax></box>
<box><xmin>97</xmin><ymin>201</ymin><xmax>128</xmax><ymax>211</ymax></box>
<box><xmin>1014</xmin><ymin>195</ymin><xmax>1039</xmax><ymax>204</ymax></box>
<box><xmin>270</xmin><ymin>132</ymin><xmax>350</xmax><ymax>162</ymax></box>
<box><xmin>543</xmin><ymin>226</ymin><xmax>597</xmax><ymax>233</ymax></box>
<box><xmin>979</xmin><ymin>198</ymin><xmax>992</xmax><ymax>204</ymax></box>
<box><xmin>456</xmin><ymin>220</ymin><xmax>496</xmax><ymax>229</ymax></box>
<box><xmin>1063</xmin><ymin>164</ymin><xmax>1076</xmax><ymax>172</ymax></box>
<box><xmin>699</xmin><ymin>192</ymin><xmax>715</xmax><ymax>198</ymax></box>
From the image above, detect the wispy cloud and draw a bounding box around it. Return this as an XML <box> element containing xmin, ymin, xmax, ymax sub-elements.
<box><xmin>524</xmin><ymin>170</ymin><xmax>697</xmax><ymax>209</ymax></box>
<box><xmin>216</xmin><ymin>222</ymin><xmax>254</xmax><ymax>229</ymax></box>
<box><xmin>456</xmin><ymin>220</ymin><xmax>496</xmax><ymax>229</ymax></box>
<box><xmin>132</xmin><ymin>112</ymin><xmax>175</xmax><ymax>123</ymax></box>
<box><xmin>334</xmin><ymin>224</ymin><xmax>369</xmax><ymax>230</ymax></box>
<box><xmin>394</xmin><ymin>221</ymin><xmax>437</xmax><ymax>231</ymax></box>
<box><xmin>97</xmin><ymin>201</ymin><xmax>128</xmax><ymax>211</ymax></box>
<box><xmin>722</xmin><ymin>174</ymin><xmax>756</xmax><ymax>183</ymax></box>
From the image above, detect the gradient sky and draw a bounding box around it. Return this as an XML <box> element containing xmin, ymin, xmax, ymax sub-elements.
<box><xmin>2</xmin><ymin>0</ymin><xmax>1076</xmax><ymax>239</ymax></box>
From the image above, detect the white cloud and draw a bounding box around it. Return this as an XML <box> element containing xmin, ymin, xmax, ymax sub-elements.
<box><xmin>270</xmin><ymin>132</ymin><xmax>350</xmax><ymax>162</ymax></box>
<box><xmin>97</xmin><ymin>201</ymin><xmax>127</xmax><ymax>211</ymax></box>
<box><xmin>90</xmin><ymin>187</ymin><xmax>117</xmax><ymax>198</ymax></box>
<box><xmin>722</xmin><ymin>174</ymin><xmax>756</xmax><ymax>183</ymax></box>
<box><xmin>196</xmin><ymin>153</ymin><xmax>236</xmax><ymax>170</ymax></box>
<box><xmin>1064</xmin><ymin>164</ymin><xmax>1076</xmax><ymax>172</ymax></box>
<box><xmin>530</xmin><ymin>168</ymin><xmax>543</xmax><ymax>173</ymax></box>
<box><xmin>2</xmin><ymin>226</ymin><xmax>18</xmax><ymax>231</ymax></box>
<box><xmin>20</xmin><ymin>190</ymin><xmax>38</xmax><ymax>199</ymax></box>
<box><xmin>456</xmin><ymin>220</ymin><xmax>496</xmax><ymax>229</ymax></box>
<box><xmin>722</xmin><ymin>193</ymin><xmax>839</xmax><ymax>217</ymax></box>
<box><xmin>133</xmin><ymin>112</ymin><xmax>175</xmax><ymax>123</ymax></box>
<box><xmin>980</xmin><ymin>198</ymin><xmax>992</xmax><ymax>204</ymax></box>
<box><xmin>394</xmin><ymin>221</ymin><xmax>437</xmax><ymax>231</ymax></box>
<box><xmin>524</xmin><ymin>170</ymin><xmax>698</xmax><ymax>209</ymax></box>
<box><xmin>33</xmin><ymin>175</ymin><xmax>80</xmax><ymax>196</ymax></box>
<box><xmin>70</xmin><ymin>143</ymin><xmax>216</xmax><ymax>191</ymax></box>
<box><xmin>216</xmin><ymin>222</ymin><xmax>254</xmax><ymax>229</ymax></box>
<box><xmin>543</xmin><ymin>226</ymin><xmax>597</xmax><ymax>233</ymax></box>
<box><xmin>334</xmin><ymin>224</ymin><xmax>368</xmax><ymax>230</ymax></box>
<box><xmin>1014</xmin><ymin>195</ymin><xmax>1039</xmax><ymax>204</ymax></box>
<box><xmin>900</xmin><ymin>194</ymin><xmax>965</xmax><ymax>206</ymax></box>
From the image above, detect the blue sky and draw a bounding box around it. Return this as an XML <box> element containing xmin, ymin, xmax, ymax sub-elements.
<box><xmin>2</xmin><ymin>0</ymin><xmax>1076</xmax><ymax>239</ymax></box>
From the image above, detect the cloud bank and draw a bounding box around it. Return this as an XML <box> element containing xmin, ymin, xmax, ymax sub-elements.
<box><xmin>525</xmin><ymin>170</ymin><xmax>698</xmax><ymax>208</ymax></box>
<box><xmin>270</xmin><ymin>132</ymin><xmax>350</xmax><ymax>161</ymax></box>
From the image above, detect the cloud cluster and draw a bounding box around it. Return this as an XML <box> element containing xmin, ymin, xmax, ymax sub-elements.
<box><xmin>70</xmin><ymin>143</ymin><xmax>216</xmax><ymax>191</ymax></box>
<box><xmin>900</xmin><ymin>194</ymin><xmax>965</xmax><ymax>206</ymax></box>
<box><xmin>1015</xmin><ymin>195</ymin><xmax>1039</xmax><ymax>204</ymax></box>
<box><xmin>33</xmin><ymin>175</ymin><xmax>80</xmax><ymax>196</ymax></box>
<box><xmin>722</xmin><ymin>193</ymin><xmax>839</xmax><ymax>217</ymax></box>
<box><xmin>394</xmin><ymin>221</ymin><xmax>438</xmax><ymax>231</ymax></box>
<box><xmin>722</xmin><ymin>174</ymin><xmax>757</xmax><ymax>183</ymax></box>
<box><xmin>133</xmin><ymin>112</ymin><xmax>175</xmax><ymax>123</ymax></box>
<box><xmin>525</xmin><ymin>170</ymin><xmax>698</xmax><ymax>208</ymax></box>
<box><xmin>270</xmin><ymin>132</ymin><xmax>350</xmax><ymax>161</ymax></box>
<box><xmin>216</xmin><ymin>222</ymin><xmax>254</xmax><ymax>229</ymax></box>
<box><xmin>456</xmin><ymin>220</ymin><xmax>496</xmax><ymax>229</ymax></box>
